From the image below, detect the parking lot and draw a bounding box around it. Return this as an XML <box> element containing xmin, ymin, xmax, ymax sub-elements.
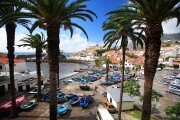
<box><xmin>137</xmin><ymin>69</ymin><xmax>180</xmax><ymax>119</ymax></box>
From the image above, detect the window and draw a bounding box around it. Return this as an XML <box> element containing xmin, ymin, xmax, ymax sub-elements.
<box><xmin>110</xmin><ymin>97</ymin><xmax>112</xmax><ymax>102</ymax></box>
<box><xmin>0</xmin><ymin>65</ymin><xmax>2</xmax><ymax>69</ymax></box>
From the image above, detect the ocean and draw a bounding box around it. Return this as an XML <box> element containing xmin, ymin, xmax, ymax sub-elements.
<box><xmin>3</xmin><ymin>52</ymin><xmax>81</xmax><ymax>79</ymax></box>
<box><xmin>2</xmin><ymin>52</ymin><xmax>71</xmax><ymax>57</ymax></box>
<box><xmin>26</xmin><ymin>62</ymin><xmax>86</xmax><ymax>79</ymax></box>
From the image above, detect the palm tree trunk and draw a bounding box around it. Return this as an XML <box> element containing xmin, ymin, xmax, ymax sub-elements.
<box><xmin>6</xmin><ymin>22</ymin><xmax>18</xmax><ymax>118</ymax></box>
<box><xmin>141</xmin><ymin>23</ymin><xmax>162</xmax><ymax>120</ymax></box>
<box><xmin>47</xmin><ymin>23</ymin><xmax>60</xmax><ymax>120</ymax></box>
<box><xmin>118</xmin><ymin>36</ymin><xmax>126</xmax><ymax>120</ymax></box>
<box><xmin>57</xmin><ymin>53</ymin><xmax>59</xmax><ymax>88</ymax></box>
<box><xmin>36</xmin><ymin>49</ymin><xmax>42</xmax><ymax>102</ymax></box>
<box><xmin>57</xmin><ymin>72</ymin><xmax>59</xmax><ymax>88</ymax></box>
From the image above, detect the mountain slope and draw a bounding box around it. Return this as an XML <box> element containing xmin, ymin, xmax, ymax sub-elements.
<box><xmin>161</xmin><ymin>33</ymin><xmax>180</xmax><ymax>41</ymax></box>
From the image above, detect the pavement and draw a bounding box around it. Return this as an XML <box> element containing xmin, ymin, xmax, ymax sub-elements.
<box><xmin>136</xmin><ymin>69</ymin><xmax>180</xmax><ymax>119</ymax></box>
<box><xmin>2</xmin><ymin>64</ymin><xmax>177</xmax><ymax>120</ymax></box>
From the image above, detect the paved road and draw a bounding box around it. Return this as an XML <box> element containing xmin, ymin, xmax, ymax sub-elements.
<box><xmin>137</xmin><ymin>69</ymin><xmax>180</xmax><ymax>119</ymax></box>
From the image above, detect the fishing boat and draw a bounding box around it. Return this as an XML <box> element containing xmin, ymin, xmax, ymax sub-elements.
<box><xmin>57</xmin><ymin>96</ymin><xmax>67</xmax><ymax>103</ymax></box>
<box><xmin>79</xmin><ymin>85</ymin><xmax>90</xmax><ymax>91</ymax></box>
<box><xmin>70</xmin><ymin>96</ymin><xmax>81</xmax><ymax>105</ymax></box>
<box><xmin>42</xmin><ymin>92</ymin><xmax>50</xmax><ymax>101</ymax></box>
<box><xmin>20</xmin><ymin>99</ymin><xmax>36</xmax><ymax>110</ymax></box>
<box><xmin>80</xmin><ymin>97</ymin><xmax>89</xmax><ymax>108</ymax></box>
<box><xmin>0</xmin><ymin>95</ymin><xmax>25</xmax><ymax>112</ymax></box>
<box><xmin>65</xmin><ymin>93</ymin><xmax>76</xmax><ymax>99</ymax></box>
<box><xmin>57</xmin><ymin>104</ymin><xmax>69</xmax><ymax>116</ymax></box>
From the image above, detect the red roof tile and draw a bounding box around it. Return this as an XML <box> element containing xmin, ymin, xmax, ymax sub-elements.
<box><xmin>0</xmin><ymin>58</ymin><xmax>24</xmax><ymax>64</ymax></box>
<box><xmin>109</xmin><ymin>57</ymin><xmax>119</xmax><ymax>63</ymax></box>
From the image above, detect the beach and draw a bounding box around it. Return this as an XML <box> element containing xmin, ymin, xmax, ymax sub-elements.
<box><xmin>26</xmin><ymin>61</ymin><xmax>90</xmax><ymax>80</ymax></box>
<box><xmin>0</xmin><ymin>67</ymin><xmax>135</xmax><ymax>120</ymax></box>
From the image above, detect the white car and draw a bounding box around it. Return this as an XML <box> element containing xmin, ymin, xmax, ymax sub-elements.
<box><xmin>167</xmin><ymin>85</ymin><xmax>180</xmax><ymax>93</ymax></box>
<box><xmin>112</xmin><ymin>84</ymin><xmax>120</xmax><ymax>88</ymax></box>
<box><xmin>159</xmin><ymin>79</ymin><xmax>168</xmax><ymax>85</ymax></box>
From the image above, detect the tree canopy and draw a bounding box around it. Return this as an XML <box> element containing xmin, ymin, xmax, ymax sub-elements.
<box><xmin>124</xmin><ymin>80</ymin><xmax>140</xmax><ymax>97</ymax></box>
<box><xmin>165</xmin><ymin>102</ymin><xmax>180</xmax><ymax>120</ymax></box>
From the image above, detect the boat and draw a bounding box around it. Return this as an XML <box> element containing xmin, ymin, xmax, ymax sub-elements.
<box><xmin>87</xmin><ymin>95</ymin><xmax>93</xmax><ymax>103</ymax></box>
<box><xmin>57</xmin><ymin>96</ymin><xmax>67</xmax><ymax>103</ymax></box>
<box><xmin>42</xmin><ymin>92</ymin><xmax>50</xmax><ymax>101</ymax></box>
<box><xmin>57</xmin><ymin>104</ymin><xmax>69</xmax><ymax>116</ymax></box>
<box><xmin>79</xmin><ymin>85</ymin><xmax>90</xmax><ymax>91</ymax></box>
<box><xmin>0</xmin><ymin>95</ymin><xmax>25</xmax><ymax>112</ymax></box>
<box><xmin>57</xmin><ymin>93</ymin><xmax>65</xmax><ymax>98</ymax></box>
<box><xmin>66</xmin><ymin>93</ymin><xmax>76</xmax><ymax>99</ymax></box>
<box><xmin>70</xmin><ymin>96</ymin><xmax>81</xmax><ymax>105</ymax></box>
<box><xmin>20</xmin><ymin>99</ymin><xmax>36</xmax><ymax>110</ymax></box>
<box><xmin>80</xmin><ymin>97</ymin><xmax>89</xmax><ymax>108</ymax></box>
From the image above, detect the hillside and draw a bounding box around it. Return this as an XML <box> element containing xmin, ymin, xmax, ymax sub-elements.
<box><xmin>161</xmin><ymin>33</ymin><xmax>180</xmax><ymax>41</ymax></box>
<box><xmin>128</xmin><ymin>33</ymin><xmax>180</xmax><ymax>50</ymax></box>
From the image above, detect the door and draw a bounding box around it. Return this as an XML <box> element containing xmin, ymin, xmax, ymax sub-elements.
<box><xmin>18</xmin><ymin>86</ymin><xmax>23</xmax><ymax>92</ymax></box>
<box><xmin>8</xmin><ymin>84</ymin><xmax>11</xmax><ymax>90</ymax></box>
<box><xmin>26</xmin><ymin>85</ymin><xmax>30</xmax><ymax>91</ymax></box>
<box><xmin>0</xmin><ymin>85</ymin><xmax>5</xmax><ymax>96</ymax></box>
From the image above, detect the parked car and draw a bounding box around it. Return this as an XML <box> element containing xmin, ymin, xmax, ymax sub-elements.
<box><xmin>159</xmin><ymin>79</ymin><xmax>168</xmax><ymax>85</ymax></box>
<box><xmin>166</xmin><ymin>85</ymin><xmax>180</xmax><ymax>93</ymax></box>
<box><xmin>103</xmin><ymin>102</ymin><xmax>116</xmax><ymax>113</ymax></box>
<box><xmin>135</xmin><ymin>77</ymin><xmax>141</xmax><ymax>81</ymax></box>
<box><xmin>112</xmin><ymin>84</ymin><xmax>120</xmax><ymax>88</ymax></box>
<box><xmin>171</xmin><ymin>79</ymin><xmax>180</xmax><ymax>84</ymax></box>
<box><xmin>93</xmin><ymin>74</ymin><xmax>101</xmax><ymax>79</ymax></box>
<box><xmin>99</xmin><ymin>81</ymin><xmax>114</xmax><ymax>85</ymax></box>
<box><xmin>113</xmin><ymin>67</ymin><xmax>118</xmax><ymax>71</ymax></box>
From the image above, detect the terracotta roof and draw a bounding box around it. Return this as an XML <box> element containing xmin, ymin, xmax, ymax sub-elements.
<box><xmin>173</xmin><ymin>61</ymin><xmax>180</xmax><ymax>65</ymax></box>
<box><xmin>0</xmin><ymin>58</ymin><xmax>24</xmax><ymax>64</ymax></box>
<box><xmin>109</xmin><ymin>57</ymin><xmax>119</xmax><ymax>63</ymax></box>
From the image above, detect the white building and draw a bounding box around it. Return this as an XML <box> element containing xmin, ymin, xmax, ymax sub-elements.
<box><xmin>107</xmin><ymin>88</ymin><xmax>135</xmax><ymax>111</ymax></box>
<box><xmin>0</xmin><ymin>58</ymin><xmax>47</xmax><ymax>97</ymax></box>
<box><xmin>125</xmin><ymin>60</ymin><xmax>133</xmax><ymax>70</ymax></box>
<box><xmin>0</xmin><ymin>58</ymin><xmax>26</xmax><ymax>72</ymax></box>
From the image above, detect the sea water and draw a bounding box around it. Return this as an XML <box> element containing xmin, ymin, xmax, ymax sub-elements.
<box><xmin>13</xmin><ymin>52</ymin><xmax>83</xmax><ymax>79</ymax></box>
<box><xmin>26</xmin><ymin>62</ymin><xmax>86</xmax><ymax>79</ymax></box>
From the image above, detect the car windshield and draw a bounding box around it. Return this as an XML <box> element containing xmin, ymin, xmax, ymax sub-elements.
<box><xmin>109</xmin><ymin>105</ymin><xmax>114</xmax><ymax>108</ymax></box>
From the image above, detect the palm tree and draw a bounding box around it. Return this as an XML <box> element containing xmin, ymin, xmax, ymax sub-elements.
<box><xmin>3</xmin><ymin>0</ymin><xmax>97</xmax><ymax>119</ymax></box>
<box><xmin>103</xmin><ymin>13</ymin><xmax>144</xmax><ymax>120</ymax></box>
<box><xmin>17</xmin><ymin>33</ymin><xmax>47</xmax><ymax>102</ymax></box>
<box><xmin>104</xmin><ymin>58</ymin><xmax>112</xmax><ymax>83</ymax></box>
<box><xmin>0</xmin><ymin>2</ymin><xmax>29</xmax><ymax>118</ymax></box>
<box><xmin>108</xmin><ymin>1</ymin><xmax>180</xmax><ymax>119</ymax></box>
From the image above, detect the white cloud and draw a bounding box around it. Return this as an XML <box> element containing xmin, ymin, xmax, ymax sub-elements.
<box><xmin>60</xmin><ymin>28</ymin><xmax>96</xmax><ymax>52</ymax></box>
<box><xmin>0</xmin><ymin>28</ymin><xmax>35</xmax><ymax>53</ymax></box>
<box><xmin>0</xmin><ymin>27</ymin><xmax>96</xmax><ymax>53</ymax></box>
<box><xmin>162</xmin><ymin>18</ymin><xmax>180</xmax><ymax>34</ymax></box>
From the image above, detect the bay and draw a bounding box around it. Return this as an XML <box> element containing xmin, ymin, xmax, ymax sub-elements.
<box><xmin>26</xmin><ymin>62</ymin><xmax>86</xmax><ymax>79</ymax></box>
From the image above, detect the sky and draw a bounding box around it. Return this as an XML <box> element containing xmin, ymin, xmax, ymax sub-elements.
<box><xmin>0</xmin><ymin>0</ymin><xmax>180</xmax><ymax>53</ymax></box>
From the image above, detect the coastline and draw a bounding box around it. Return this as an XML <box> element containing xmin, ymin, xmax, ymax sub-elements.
<box><xmin>59</xmin><ymin>61</ymin><xmax>94</xmax><ymax>81</ymax></box>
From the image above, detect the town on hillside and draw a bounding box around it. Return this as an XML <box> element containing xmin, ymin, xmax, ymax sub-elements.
<box><xmin>0</xmin><ymin>41</ymin><xmax>180</xmax><ymax>120</ymax></box>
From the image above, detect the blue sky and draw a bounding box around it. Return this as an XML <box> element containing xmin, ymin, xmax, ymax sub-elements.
<box><xmin>73</xmin><ymin>0</ymin><xmax>128</xmax><ymax>43</ymax></box>
<box><xmin>0</xmin><ymin>0</ymin><xmax>180</xmax><ymax>53</ymax></box>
